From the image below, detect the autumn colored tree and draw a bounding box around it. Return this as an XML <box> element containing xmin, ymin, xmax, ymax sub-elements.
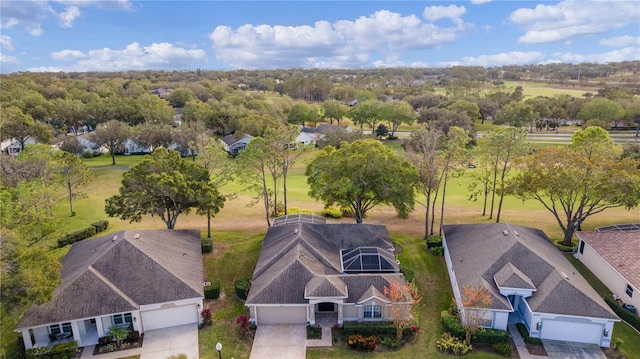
<box><xmin>384</xmin><ymin>280</ymin><xmax>422</xmax><ymax>341</ymax></box>
<box><xmin>460</xmin><ymin>285</ymin><xmax>492</xmax><ymax>345</ymax></box>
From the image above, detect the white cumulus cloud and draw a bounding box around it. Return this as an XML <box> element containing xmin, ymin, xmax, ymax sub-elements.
<box><xmin>1</xmin><ymin>35</ymin><xmax>13</xmax><ymax>51</ymax></box>
<box><xmin>423</xmin><ymin>5</ymin><xmax>466</xmax><ymax>22</ymax></box>
<box><xmin>44</xmin><ymin>42</ymin><xmax>207</xmax><ymax>72</ymax></box>
<box><xmin>1</xmin><ymin>54</ymin><xmax>19</xmax><ymax>65</ymax></box>
<box><xmin>599</xmin><ymin>35</ymin><xmax>640</xmax><ymax>48</ymax></box>
<box><xmin>509</xmin><ymin>0</ymin><xmax>640</xmax><ymax>44</ymax></box>
<box><xmin>550</xmin><ymin>47</ymin><xmax>640</xmax><ymax>63</ymax></box>
<box><xmin>54</xmin><ymin>5</ymin><xmax>81</xmax><ymax>27</ymax></box>
<box><xmin>210</xmin><ymin>9</ymin><xmax>471</xmax><ymax>69</ymax></box>
<box><xmin>438</xmin><ymin>51</ymin><xmax>546</xmax><ymax>67</ymax></box>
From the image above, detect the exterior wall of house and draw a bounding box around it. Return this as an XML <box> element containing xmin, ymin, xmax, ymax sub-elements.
<box><xmin>296</xmin><ymin>133</ymin><xmax>316</xmax><ymax>145</ymax></box>
<box><xmin>443</xmin><ymin>239</ymin><xmax>464</xmax><ymax>314</ymax></box>
<box><xmin>576</xmin><ymin>240</ymin><xmax>640</xmax><ymax>312</ymax></box>
<box><xmin>342</xmin><ymin>304</ymin><xmax>357</xmax><ymax>321</ymax></box>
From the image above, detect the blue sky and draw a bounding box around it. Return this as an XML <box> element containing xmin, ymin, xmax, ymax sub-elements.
<box><xmin>1</xmin><ymin>0</ymin><xmax>639</xmax><ymax>73</ymax></box>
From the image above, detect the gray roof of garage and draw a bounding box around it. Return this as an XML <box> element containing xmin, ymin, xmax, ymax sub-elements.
<box><xmin>18</xmin><ymin>230</ymin><xmax>203</xmax><ymax>329</ymax></box>
<box><xmin>442</xmin><ymin>223</ymin><xmax>617</xmax><ymax>320</ymax></box>
<box><xmin>246</xmin><ymin>220</ymin><xmax>406</xmax><ymax>305</ymax></box>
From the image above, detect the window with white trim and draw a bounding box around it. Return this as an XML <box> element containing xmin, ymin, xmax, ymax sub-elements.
<box><xmin>113</xmin><ymin>313</ymin><xmax>133</xmax><ymax>326</ymax></box>
<box><xmin>49</xmin><ymin>322</ymin><xmax>72</xmax><ymax>335</ymax></box>
<box><xmin>363</xmin><ymin>305</ymin><xmax>383</xmax><ymax>319</ymax></box>
<box><xmin>626</xmin><ymin>284</ymin><xmax>633</xmax><ymax>298</ymax></box>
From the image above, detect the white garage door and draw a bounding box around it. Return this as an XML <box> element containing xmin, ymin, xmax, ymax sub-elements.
<box><xmin>257</xmin><ymin>306</ymin><xmax>307</xmax><ymax>325</ymax></box>
<box><xmin>540</xmin><ymin>319</ymin><xmax>602</xmax><ymax>344</ymax></box>
<box><xmin>141</xmin><ymin>304</ymin><xmax>198</xmax><ymax>331</ymax></box>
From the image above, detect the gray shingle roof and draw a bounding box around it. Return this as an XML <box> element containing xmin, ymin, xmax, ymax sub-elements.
<box><xmin>494</xmin><ymin>262</ymin><xmax>536</xmax><ymax>290</ymax></box>
<box><xmin>442</xmin><ymin>223</ymin><xmax>617</xmax><ymax>319</ymax></box>
<box><xmin>576</xmin><ymin>231</ymin><xmax>640</xmax><ymax>290</ymax></box>
<box><xmin>246</xmin><ymin>218</ymin><xmax>406</xmax><ymax>306</ymax></box>
<box><xmin>17</xmin><ymin>230</ymin><xmax>203</xmax><ymax>329</ymax></box>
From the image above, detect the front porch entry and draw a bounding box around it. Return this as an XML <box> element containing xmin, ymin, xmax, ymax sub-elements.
<box><xmin>308</xmin><ymin>301</ymin><xmax>342</xmax><ymax>326</ymax></box>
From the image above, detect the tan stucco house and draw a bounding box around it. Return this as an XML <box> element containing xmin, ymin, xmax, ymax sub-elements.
<box><xmin>16</xmin><ymin>230</ymin><xmax>204</xmax><ymax>350</ymax></box>
<box><xmin>442</xmin><ymin>223</ymin><xmax>619</xmax><ymax>347</ymax></box>
<box><xmin>246</xmin><ymin>215</ymin><xmax>412</xmax><ymax>326</ymax></box>
<box><xmin>575</xmin><ymin>228</ymin><xmax>640</xmax><ymax>316</ymax></box>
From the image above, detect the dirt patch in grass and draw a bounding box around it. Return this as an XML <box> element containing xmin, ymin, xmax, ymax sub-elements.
<box><xmin>604</xmin><ymin>346</ymin><xmax>627</xmax><ymax>359</ymax></box>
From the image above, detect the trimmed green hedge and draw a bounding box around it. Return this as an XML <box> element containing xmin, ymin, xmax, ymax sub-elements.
<box><xmin>441</xmin><ymin>310</ymin><xmax>508</xmax><ymax>344</ymax></box>
<box><xmin>202</xmin><ymin>239</ymin><xmax>213</xmax><ymax>254</ymax></box>
<box><xmin>343</xmin><ymin>321</ymin><xmax>397</xmax><ymax>336</ymax></box>
<box><xmin>235</xmin><ymin>277</ymin><xmax>251</xmax><ymax>300</ymax></box>
<box><xmin>516</xmin><ymin>323</ymin><xmax>542</xmax><ymax>344</ymax></box>
<box><xmin>604</xmin><ymin>295</ymin><xmax>640</xmax><ymax>332</ymax></box>
<box><xmin>91</xmin><ymin>220</ymin><xmax>109</xmax><ymax>232</ymax></box>
<box><xmin>57</xmin><ymin>220</ymin><xmax>109</xmax><ymax>248</ymax></box>
<box><xmin>554</xmin><ymin>240</ymin><xmax>577</xmax><ymax>253</ymax></box>
<box><xmin>426</xmin><ymin>235</ymin><xmax>443</xmax><ymax>248</ymax></box>
<box><xmin>205</xmin><ymin>279</ymin><xmax>221</xmax><ymax>299</ymax></box>
<box><xmin>57</xmin><ymin>226</ymin><xmax>96</xmax><ymax>247</ymax></box>
<box><xmin>401</xmin><ymin>267</ymin><xmax>415</xmax><ymax>282</ymax></box>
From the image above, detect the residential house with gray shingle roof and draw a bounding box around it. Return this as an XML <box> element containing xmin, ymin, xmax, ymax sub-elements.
<box><xmin>576</xmin><ymin>229</ymin><xmax>640</xmax><ymax>318</ymax></box>
<box><xmin>442</xmin><ymin>223</ymin><xmax>618</xmax><ymax>347</ymax></box>
<box><xmin>16</xmin><ymin>230</ymin><xmax>204</xmax><ymax>350</ymax></box>
<box><xmin>246</xmin><ymin>214</ymin><xmax>411</xmax><ymax>326</ymax></box>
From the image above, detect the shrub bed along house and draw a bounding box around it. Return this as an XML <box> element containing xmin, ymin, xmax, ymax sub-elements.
<box><xmin>516</xmin><ymin>323</ymin><xmax>542</xmax><ymax>344</ymax></box>
<box><xmin>25</xmin><ymin>341</ymin><xmax>79</xmax><ymax>359</ymax></box>
<box><xmin>441</xmin><ymin>310</ymin><xmax>509</xmax><ymax>344</ymax></box>
<box><xmin>347</xmin><ymin>335</ymin><xmax>377</xmax><ymax>351</ymax></box>
<box><xmin>604</xmin><ymin>295</ymin><xmax>640</xmax><ymax>331</ymax></box>
<box><xmin>426</xmin><ymin>235</ymin><xmax>443</xmax><ymax>248</ymax></box>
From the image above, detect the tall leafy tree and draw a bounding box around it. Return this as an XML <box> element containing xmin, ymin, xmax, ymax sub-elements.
<box><xmin>476</xmin><ymin>128</ymin><xmax>529</xmax><ymax>222</ymax></box>
<box><xmin>236</xmin><ymin>137</ymin><xmax>278</xmax><ymax>226</ymax></box>
<box><xmin>1</xmin><ymin>106</ymin><xmax>52</xmax><ymax>150</ymax></box>
<box><xmin>384</xmin><ymin>100</ymin><xmax>416</xmax><ymax>137</ymax></box>
<box><xmin>90</xmin><ymin>120</ymin><xmax>131</xmax><ymax>165</ymax></box>
<box><xmin>493</xmin><ymin>102</ymin><xmax>537</xmax><ymax>128</ymax></box>
<box><xmin>306</xmin><ymin>139</ymin><xmax>418</xmax><ymax>223</ymax></box>
<box><xmin>577</xmin><ymin>98</ymin><xmax>624</xmax><ymax>127</ymax></box>
<box><xmin>105</xmin><ymin>148</ymin><xmax>225</xmax><ymax>229</ymax></box>
<box><xmin>321</xmin><ymin>99</ymin><xmax>348</xmax><ymax>125</ymax></box>
<box><xmin>349</xmin><ymin>99</ymin><xmax>384</xmax><ymax>134</ymax></box>
<box><xmin>435</xmin><ymin>126</ymin><xmax>470</xmax><ymax>235</ymax></box>
<box><xmin>55</xmin><ymin>151</ymin><xmax>93</xmax><ymax>216</ymax></box>
<box><xmin>507</xmin><ymin>127</ymin><xmax>640</xmax><ymax>246</ymax></box>
<box><xmin>406</xmin><ymin>126</ymin><xmax>441</xmax><ymax>238</ymax></box>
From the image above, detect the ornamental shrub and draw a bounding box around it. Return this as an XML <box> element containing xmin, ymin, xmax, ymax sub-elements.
<box><xmin>400</xmin><ymin>267</ymin><xmax>415</xmax><ymax>282</ymax></box>
<box><xmin>604</xmin><ymin>295</ymin><xmax>640</xmax><ymax>332</ymax></box>
<box><xmin>201</xmin><ymin>239</ymin><xmax>213</xmax><ymax>254</ymax></box>
<box><xmin>204</xmin><ymin>279</ymin><xmax>220</xmax><ymax>299</ymax></box>
<box><xmin>235</xmin><ymin>277</ymin><xmax>251</xmax><ymax>299</ymax></box>
<box><xmin>347</xmin><ymin>335</ymin><xmax>377</xmax><ymax>351</ymax></box>
<box><xmin>516</xmin><ymin>323</ymin><xmax>542</xmax><ymax>344</ymax></box>
<box><xmin>321</xmin><ymin>206</ymin><xmax>342</xmax><ymax>219</ymax></box>
<box><xmin>436</xmin><ymin>332</ymin><xmax>472</xmax><ymax>355</ymax></box>
<box><xmin>91</xmin><ymin>220</ymin><xmax>109</xmax><ymax>233</ymax></box>
<box><xmin>343</xmin><ymin>321</ymin><xmax>396</xmax><ymax>336</ymax></box>
<box><xmin>57</xmin><ymin>226</ymin><xmax>97</xmax><ymax>247</ymax></box>
<box><xmin>286</xmin><ymin>207</ymin><xmax>313</xmax><ymax>215</ymax></box>
<box><xmin>493</xmin><ymin>342</ymin><xmax>512</xmax><ymax>357</ymax></box>
<box><xmin>429</xmin><ymin>246</ymin><xmax>444</xmax><ymax>256</ymax></box>
<box><xmin>426</xmin><ymin>235</ymin><xmax>443</xmax><ymax>248</ymax></box>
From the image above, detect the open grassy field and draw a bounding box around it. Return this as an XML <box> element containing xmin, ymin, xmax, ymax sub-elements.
<box><xmin>502</xmin><ymin>81</ymin><xmax>596</xmax><ymax>98</ymax></box>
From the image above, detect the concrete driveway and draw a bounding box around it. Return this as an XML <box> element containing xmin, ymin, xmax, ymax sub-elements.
<box><xmin>542</xmin><ymin>340</ymin><xmax>606</xmax><ymax>359</ymax></box>
<box><xmin>249</xmin><ymin>325</ymin><xmax>307</xmax><ymax>359</ymax></box>
<box><xmin>141</xmin><ymin>324</ymin><xmax>199</xmax><ymax>359</ymax></box>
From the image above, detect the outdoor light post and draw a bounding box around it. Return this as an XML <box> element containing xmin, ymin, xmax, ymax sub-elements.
<box><xmin>216</xmin><ymin>342</ymin><xmax>222</xmax><ymax>359</ymax></box>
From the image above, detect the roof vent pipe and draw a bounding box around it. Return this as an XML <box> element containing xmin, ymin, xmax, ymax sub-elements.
<box><xmin>502</xmin><ymin>230</ymin><xmax>509</xmax><ymax>236</ymax></box>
